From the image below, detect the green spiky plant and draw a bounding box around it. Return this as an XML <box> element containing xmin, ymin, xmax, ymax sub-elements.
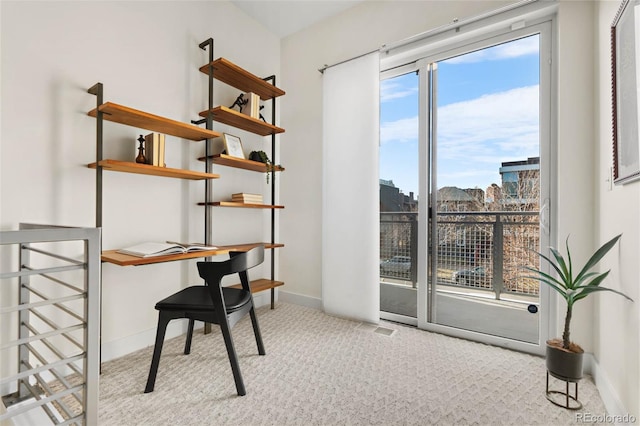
<box><xmin>524</xmin><ymin>234</ymin><xmax>633</xmax><ymax>351</ymax></box>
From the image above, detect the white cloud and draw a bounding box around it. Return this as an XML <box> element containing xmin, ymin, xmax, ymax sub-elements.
<box><xmin>437</xmin><ymin>85</ymin><xmax>539</xmax><ymax>162</ymax></box>
<box><xmin>380</xmin><ymin>84</ymin><xmax>540</xmax><ymax>190</ymax></box>
<box><xmin>380</xmin><ymin>116</ymin><xmax>418</xmax><ymax>144</ymax></box>
<box><xmin>444</xmin><ymin>35</ymin><xmax>539</xmax><ymax>65</ymax></box>
<box><xmin>380</xmin><ymin>79</ymin><xmax>418</xmax><ymax>102</ymax></box>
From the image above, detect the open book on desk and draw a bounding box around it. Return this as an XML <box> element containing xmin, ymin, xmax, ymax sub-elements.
<box><xmin>117</xmin><ymin>241</ymin><xmax>218</xmax><ymax>258</ymax></box>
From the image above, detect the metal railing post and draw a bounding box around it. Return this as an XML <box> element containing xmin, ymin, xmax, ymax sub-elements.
<box><xmin>409</xmin><ymin>214</ymin><xmax>418</xmax><ymax>288</ymax></box>
<box><xmin>18</xmin><ymin>241</ymin><xmax>30</xmax><ymax>399</ymax></box>
<box><xmin>492</xmin><ymin>214</ymin><xmax>504</xmax><ymax>300</ymax></box>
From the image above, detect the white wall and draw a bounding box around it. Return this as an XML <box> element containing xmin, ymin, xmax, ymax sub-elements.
<box><xmin>555</xmin><ymin>0</ymin><xmax>598</xmax><ymax>352</ymax></box>
<box><xmin>0</xmin><ymin>0</ymin><xmax>281</xmax><ymax>374</ymax></box>
<box><xmin>594</xmin><ymin>0</ymin><xmax>640</xmax><ymax>418</ymax></box>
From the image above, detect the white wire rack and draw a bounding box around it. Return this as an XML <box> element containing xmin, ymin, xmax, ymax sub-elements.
<box><xmin>1</xmin><ymin>224</ymin><xmax>100</xmax><ymax>425</ymax></box>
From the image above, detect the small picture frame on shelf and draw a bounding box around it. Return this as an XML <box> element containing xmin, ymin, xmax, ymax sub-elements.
<box><xmin>223</xmin><ymin>133</ymin><xmax>245</xmax><ymax>159</ymax></box>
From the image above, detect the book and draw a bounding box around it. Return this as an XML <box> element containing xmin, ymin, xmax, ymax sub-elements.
<box><xmin>242</xmin><ymin>92</ymin><xmax>260</xmax><ymax>119</ymax></box>
<box><xmin>232</xmin><ymin>193</ymin><xmax>263</xmax><ymax>199</ymax></box>
<box><xmin>117</xmin><ymin>241</ymin><xmax>217</xmax><ymax>258</ymax></box>
<box><xmin>232</xmin><ymin>192</ymin><xmax>263</xmax><ymax>204</ymax></box>
<box><xmin>145</xmin><ymin>133</ymin><xmax>165</xmax><ymax>166</ymax></box>
<box><xmin>159</xmin><ymin>133</ymin><xmax>166</xmax><ymax>167</ymax></box>
<box><xmin>145</xmin><ymin>133</ymin><xmax>159</xmax><ymax>166</ymax></box>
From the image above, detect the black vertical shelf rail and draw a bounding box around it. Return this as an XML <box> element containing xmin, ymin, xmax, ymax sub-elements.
<box><xmin>263</xmin><ymin>75</ymin><xmax>277</xmax><ymax>309</ymax></box>
<box><xmin>87</xmin><ymin>82</ymin><xmax>103</xmax><ymax>368</ymax></box>
<box><xmin>198</xmin><ymin>38</ymin><xmax>215</xmax><ymax>249</ymax></box>
<box><xmin>195</xmin><ymin>38</ymin><xmax>215</xmax><ymax>334</ymax></box>
<box><xmin>88</xmin><ymin>83</ymin><xmax>103</xmax><ymax>228</ymax></box>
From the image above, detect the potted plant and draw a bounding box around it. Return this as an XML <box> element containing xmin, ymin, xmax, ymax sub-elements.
<box><xmin>249</xmin><ymin>150</ymin><xmax>280</xmax><ymax>183</ymax></box>
<box><xmin>524</xmin><ymin>234</ymin><xmax>633</xmax><ymax>382</ymax></box>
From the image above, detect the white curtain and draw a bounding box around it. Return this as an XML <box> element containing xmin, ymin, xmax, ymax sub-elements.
<box><xmin>322</xmin><ymin>52</ymin><xmax>380</xmax><ymax>323</ymax></box>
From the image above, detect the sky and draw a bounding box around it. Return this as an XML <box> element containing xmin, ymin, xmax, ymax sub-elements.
<box><xmin>380</xmin><ymin>34</ymin><xmax>540</xmax><ymax>197</ymax></box>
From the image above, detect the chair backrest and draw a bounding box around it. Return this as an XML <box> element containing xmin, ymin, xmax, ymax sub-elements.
<box><xmin>197</xmin><ymin>245</ymin><xmax>265</xmax><ymax>285</ymax></box>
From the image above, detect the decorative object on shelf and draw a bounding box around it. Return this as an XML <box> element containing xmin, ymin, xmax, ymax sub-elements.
<box><xmin>249</xmin><ymin>150</ymin><xmax>279</xmax><ymax>183</ymax></box>
<box><xmin>259</xmin><ymin>105</ymin><xmax>266</xmax><ymax>123</ymax></box>
<box><xmin>242</xmin><ymin>92</ymin><xmax>260</xmax><ymax>119</ymax></box>
<box><xmin>136</xmin><ymin>135</ymin><xmax>147</xmax><ymax>164</ymax></box>
<box><xmin>229</xmin><ymin>93</ymin><xmax>248</xmax><ymax>113</ymax></box>
<box><xmin>222</xmin><ymin>133</ymin><xmax>245</xmax><ymax>159</ymax></box>
<box><xmin>523</xmin><ymin>234</ymin><xmax>633</xmax><ymax>409</ymax></box>
<box><xmin>145</xmin><ymin>133</ymin><xmax>166</xmax><ymax>167</ymax></box>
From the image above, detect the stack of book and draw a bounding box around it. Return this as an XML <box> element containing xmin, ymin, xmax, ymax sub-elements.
<box><xmin>242</xmin><ymin>92</ymin><xmax>260</xmax><ymax>119</ymax></box>
<box><xmin>232</xmin><ymin>192</ymin><xmax>263</xmax><ymax>204</ymax></box>
<box><xmin>145</xmin><ymin>132</ymin><xmax>166</xmax><ymax>167</ymax></box>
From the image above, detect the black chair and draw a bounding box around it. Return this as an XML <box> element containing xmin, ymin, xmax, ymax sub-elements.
<box><xmin>144</xmin><ymin>245</ymin><xmax>265</xmax><ymax>396</ymax></box>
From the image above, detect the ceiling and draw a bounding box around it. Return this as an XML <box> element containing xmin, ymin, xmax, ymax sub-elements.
<box><xmin>230</xmin><ymin>1</ymin><xmax>365</xmax><ymax>38</ymax></box>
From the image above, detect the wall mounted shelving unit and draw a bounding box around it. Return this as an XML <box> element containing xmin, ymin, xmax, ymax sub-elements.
<box><xmin>87</xmin><ymin>37</ymin><xmax>285</xmax><ymax>310</ymax></box>
<box><xmin>195</xmin><ymin>39</ymin><xmax>285</xmax><ymax>308</ymax></box>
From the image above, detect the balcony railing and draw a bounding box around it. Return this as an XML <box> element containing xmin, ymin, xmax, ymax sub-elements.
<box><xmin>380</xmin><ymin>211</ymin><xmax>540</xmax><ymax>298</ymax></box>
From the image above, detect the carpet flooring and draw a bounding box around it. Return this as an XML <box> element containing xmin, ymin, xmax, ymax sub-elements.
<box><xmin>98</xmin><ymin>302</ymin><xmax>606</xmax><ymax>425</ymax></box>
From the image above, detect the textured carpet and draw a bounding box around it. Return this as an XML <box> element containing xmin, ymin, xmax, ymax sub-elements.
<box><xmin>98</xmin><ymin>302</ymin><xmax>606</xmax><ymax>425</ymax></box>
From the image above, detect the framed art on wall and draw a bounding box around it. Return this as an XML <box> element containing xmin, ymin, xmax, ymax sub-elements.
<box><xmin>612</xmin><ymin>0</ymin><xmax>640</xmax><ymax>184</ymax></box>
<box><xmin>223</xmin><ymin>133</ymin><xmax>245</xmax><ymax>159</ymax></box>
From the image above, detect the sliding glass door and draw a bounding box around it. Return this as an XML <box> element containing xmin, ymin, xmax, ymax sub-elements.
<box><xmin>380</xmin><ymin>21</ymin><xmax>552</xmax><ymax>354</ymax></box>
<box><xmin>428</xmin><ymin>33</ymin><xmax>543</xmax><ymax>345</ymax></box>
<box><xmin>379</xmin><ymin>69</ymin><xmax>419</xmax><ymax>323</ymax></box>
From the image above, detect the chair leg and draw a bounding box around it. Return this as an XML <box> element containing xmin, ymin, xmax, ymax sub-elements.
<box><xmin>218</xmin><ymin>316</ymin><xmax>246</xmax><ymax>396</ymax></box>
<box><xmin>184</xmin><ymin>319</ymin><xmax>195</xmax><ymax>355</ymax></box>
<box><xmin>144</xmin><ymin>314</ymin><xmax>171</xmax><ymax>393</ymax></box>
<box><xmin>249</xmin><ymin>304</ymin><xmax>265</xmax><ymax>355</ymax></box>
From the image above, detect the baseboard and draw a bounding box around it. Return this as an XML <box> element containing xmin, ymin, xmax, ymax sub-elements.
<box><xmin>278</xmin><ymin>290</ymin><xmax>322</xmax><ymax>310</ymax></box>
<box><xmin>101</xmin><ymin>320</ymin><xmax>188</xmax><ymax>363</ymax></box>
<box><xmin>585</xmin><ymin>353</ymin><xmax>631</xmax><ymax>418</ymax></box>
<box><xmin>252</xmin><ymin>291</ymin><xmax>273</xmax><ymax>308</ymax></box>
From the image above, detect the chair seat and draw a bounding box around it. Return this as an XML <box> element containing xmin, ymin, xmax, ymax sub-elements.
<box><xmin>155</xmin><ymin>286</ymin><xmax>251</xmax><ymax>313</ymax></box>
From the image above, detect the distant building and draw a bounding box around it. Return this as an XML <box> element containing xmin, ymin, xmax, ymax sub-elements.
<box><xmin>498</xmin><ymin>157</ymin><xmax>540</xmax><ymax>209</ymax></box>
<box><xmin>437</xmin><ymin>186</ymin><xmax>484</xmax><ymax>212</ymax></box>
<box><xmin>380</xmin><ymin>179</ymin><xmax>417</xmax><ymax>212</ymax></box>
<box><xmin>485</xmin><ymin>183</ymin><xmax>501</xmax><ymax>205</ymax></box>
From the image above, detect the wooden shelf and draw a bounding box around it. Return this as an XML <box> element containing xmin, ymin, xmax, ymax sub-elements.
<box><xmin>88</xmin><ymin>102</ymin><xmax>221</xmax><ymax>141</ymax></box>
<box><xmin>199</xmin><ymin>58</ymin><xmax>285</xmax><ymax>100</ymax></box>
<box><xmin>201</xmin><ymin>201</ymin><xmax>284</xmax><ymax>209</ymax></box>
<box><xmin>199</xmin><ymin>106</ymin><xmax>284</xmax><ymax>136</ymax></box>
<box><xmin>102</xmin><ymin>248</ymin><xmax>229</xmax><ymax>266</ymax></box>
<box><xmin>229</xmin><ymin>279</ymin><xmax>284</xmax><ymax>293</ymax></box>
<box><xmin>102</xmin><ymin>242</ymin><xmax>282</xmax><ymax>266</ymax></box>
<box><xmin>199</xmin><ymin>154</ymin><xmax>285</xmax><ymax>173</ymax></box>
<box><xmin>88</xmin><ymin>160</ymin><xmax>220</xmax><ymax>180</ymax></box>
<box><xmin>221</xmin><ymin>242</ymin><xmax>284</xmax><ymax>250</ymax></box>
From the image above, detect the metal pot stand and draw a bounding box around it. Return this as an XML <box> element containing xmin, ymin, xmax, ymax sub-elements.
<box><xmin>545</xmin><ymin>370</ymin><xmax>583</xmax><ymax>410</ymax></box>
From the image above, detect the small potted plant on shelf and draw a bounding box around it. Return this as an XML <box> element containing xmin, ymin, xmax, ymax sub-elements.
<box><xmin>524</xmin><ymin>234</ymin><xmax>633</xmax><ymax>384</ymax></box>
<box><xmin>249</xmin><ymin>150</ymin><xmax>280</xmax><ymax>183</ymax></box>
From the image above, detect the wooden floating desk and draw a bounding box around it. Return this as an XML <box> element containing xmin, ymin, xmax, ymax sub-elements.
<box><xmin>101</xmin><ymin>243</ymin><xmax>281</xmax><ymax>267</ymax></box>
